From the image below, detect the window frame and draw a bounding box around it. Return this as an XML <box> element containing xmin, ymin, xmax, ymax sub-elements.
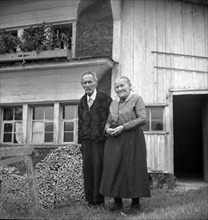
<box><xmin>1</xmin><ymin>106</ymin><xmax>23</xmax><ymax>144</ymax></box>
<box><xmin>0</xmin><ymin>102</ymin><xmax>79</xmax><ymax>145</ymax></box>
<box><xmin>143</xmin><ymin>105</ymin><xmax>166</xmax><ymax>133</ymax></box>
<box><xmin>1</xmin><ymin>20</ymin><xmax>76</xmax><ymax>57</ymax></box>
<box><xmin>30</xmin><ymin>105</ymin><xmax>54</xmax><ymax>144</ymax></box>
<box><xmin>61</xmin><ymin>104</ymin><xmax>78</xmax><ymax>144</ymax></box>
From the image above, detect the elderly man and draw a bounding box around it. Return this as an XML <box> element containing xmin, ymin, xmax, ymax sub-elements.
<box><xmin>78</xmin><ymin>71</ymin><xmax>112</xmax><ymax>207</ymax></box>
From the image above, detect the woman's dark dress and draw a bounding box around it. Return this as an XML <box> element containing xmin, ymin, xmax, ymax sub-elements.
<box><xmin>100</xmin><ymin>93</ymin><xmax>151</xmax><ymax>198</ymax></box>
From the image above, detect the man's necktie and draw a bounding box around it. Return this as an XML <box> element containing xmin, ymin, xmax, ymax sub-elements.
<box><xmin>88</xmin><ymin>97</ymin><xmax>93</xmax><ymax>108</ymax></box>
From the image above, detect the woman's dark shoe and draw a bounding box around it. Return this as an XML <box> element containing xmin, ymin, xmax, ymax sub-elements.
<box><xmin>109</xmin><ymin>202</ymin><xmax>123</xmax><ymax>211</ymax></box>
<box><xmin>127</xmin><ymin>203</ymin><xmax>141</xmax><ymax>215</ymax></box>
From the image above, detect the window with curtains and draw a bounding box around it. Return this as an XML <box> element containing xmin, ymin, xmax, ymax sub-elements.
<box><xmin>62</xmin><ymin>105</ymin><xmax>78</xmax><ymax>143</ymax></box>
<box><xmin>2</xmin><ymin>106</ymin><xmax>23</xmax><ymax>143</ymax></box>
<box><xmin>0</xmin><ymin>103</ymin><xmax>79</xmax><ymax>145</ymax></box>
<box><xmin>31</xmin><ymin>106</ymin><xmax>54</xmax><ymax>143</ymax></box>
<box><xmin>142</xmin><ymin>107</ymin><xmax>164</xmax><ymax>132</ymax></box>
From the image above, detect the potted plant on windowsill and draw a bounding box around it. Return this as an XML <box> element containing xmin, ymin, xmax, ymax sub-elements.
<box><xmin>0</xmin><ymin>31</ymin><xmax>20</xmax><ymax>54</ymax></box>
<box><xmin>0</xmin><ymin>23</ymin><xmax>72</xmax><ymax>63</ymax></box>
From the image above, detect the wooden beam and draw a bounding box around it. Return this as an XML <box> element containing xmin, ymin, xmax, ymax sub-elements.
<box><xmin>110</xmin><ymin>0</ymin><xmax>121</xmax><ymax>20</ymax></box>
<box><xmin>0</xmin><ymin>155</ymin><xmax>25</xmax><ymax>167</ymax></box>
<box><xmin>24</xmin><ymin>155</ymin><xmax>40</xmax><ymax>209</ymax></box>
<box><xmin>155</xmin><ymin>66</ymin><xmax>208</xmax><ymax>74</ymax></box>
<box><xmin>152</xmin><ymin>51</ymin><xmax>208</xmax><ymax>59</ymax></box>
<box><xmin>0</xmin><ymin>145</ymin><xmax>34</xmax><ymax>157</ymax></box>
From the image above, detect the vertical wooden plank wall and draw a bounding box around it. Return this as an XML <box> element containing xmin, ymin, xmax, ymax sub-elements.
<box><xmin>183</xmin><ymin>3</ymin><xmax>194</xmax><ymax>87</ymax></box>
<box><xmin>121</xmin><ymin>0</ymin><xmax>208</xmax><ymax>99</ymax></box>
<box><xmin>156</xmin><ymin>0</ymin><xmax>166</xmax><ymax>103</ymax></box>
<box><xmin>194</xmin><ymin>5</ymin><xmax>207</xmax><ymax>86</ymax></box>
<box><xmin>120</xmin><ymin>0</ymin><xmax>208</xmax><ymax>173</ymax></box>
<box><xmin>121</xmin><ymin>0</ymin><xmax>134</xmax><ymax>82</ymax></box>
<box><xmin>133</xmin><ymin>0</ymin><xmax>146</xmax><ymax>98</ymax></box>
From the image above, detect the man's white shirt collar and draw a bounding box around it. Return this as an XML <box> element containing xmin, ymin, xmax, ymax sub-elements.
<box><xmin>87</xmin><ymin>89</ymin><xmax>97</xmax><ymax>102</ymax></box>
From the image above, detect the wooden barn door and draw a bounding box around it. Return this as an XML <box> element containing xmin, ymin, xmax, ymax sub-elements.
<box><xmin>202</xmin><ymin>97</ymin><xmax>208</xmax><ymax>182</ymax></box>
<box><xmin>173</xmin><ymin>94</ymin><xmax>208</xmax><ymax>181</ymax></box>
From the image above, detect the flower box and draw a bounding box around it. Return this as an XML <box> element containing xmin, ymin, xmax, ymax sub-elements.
<box><xmin>0</xmin><ymin>49</ymin><xmax>72</xmax><ymax>63</ymax></box>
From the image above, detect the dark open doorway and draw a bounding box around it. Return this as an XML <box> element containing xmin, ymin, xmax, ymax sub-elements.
<box><xmin>173</xmin><ymin>94</ymin><xmax>208</xmax><ymax>181</ymax></box>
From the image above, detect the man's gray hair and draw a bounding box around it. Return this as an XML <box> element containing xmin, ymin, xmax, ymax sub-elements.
<box><xmin>81</xmin><ymin>71</ymin><xmax>98</xmax><ymax>82</ymax></box>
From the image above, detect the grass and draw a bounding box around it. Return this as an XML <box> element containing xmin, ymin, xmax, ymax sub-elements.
<box><xmin>0</xmin><ymin>186</ymin><xmax>208</xmax><ymax>220</ymax></box>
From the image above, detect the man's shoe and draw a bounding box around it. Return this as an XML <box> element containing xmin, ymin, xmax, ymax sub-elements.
<box><xmin>94</xmin><ymin>201</ymin><xmax>104</xmax><ymax>206</ymax></box>
<box><xmin>93</xmin><ymin>202</ymin><xmax>105</xmax><ymax>209</ymax></box>
<box><xmin>88</xmin><ymin>202</ymin><xmax>95</xmax><ymax>207</ymax></box>
<box><xmin>109</xmin><ymin>202</ymin><xmax>123</xmax><ymax>211</ymax></box>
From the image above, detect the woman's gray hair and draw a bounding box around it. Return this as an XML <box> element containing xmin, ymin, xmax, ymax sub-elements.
<box><xmin>81</xmin><ymin>71</ymin><xmax>98</xmax><ymax>82</ymax></box>
<box><xmin>114</xmin><ymin>76</ymin><xmax>131</xmax><ymax>86</ymax></box>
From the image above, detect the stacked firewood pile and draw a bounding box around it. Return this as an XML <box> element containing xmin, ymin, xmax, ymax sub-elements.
<box><xmin>35</xmin><ymin>145</ymin><xmax>84</xmax><ymax>208</ymax></box>
<box><xmin>0</xmin><ymin>145</ymin><xmax>84</xmax><ymax>209</ymax></box>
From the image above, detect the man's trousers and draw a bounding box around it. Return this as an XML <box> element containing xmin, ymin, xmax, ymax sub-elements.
<box><xmin>81</xmin><ymin>139</ymin><xmax>104</xmax><ymax>203</ymax></box>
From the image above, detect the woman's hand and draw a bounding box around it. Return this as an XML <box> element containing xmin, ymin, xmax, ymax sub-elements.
<box><xmin>111</xmin><ymin>125</ymin><xmax>124</xmax><ymax>136</ymax></box>
<box><xmin>105</xmin><ymin>128</ymin><xmax>115</xmax><ymax>136</ymax></box>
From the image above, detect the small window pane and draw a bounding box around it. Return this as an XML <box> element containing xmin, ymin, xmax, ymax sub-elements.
<box><xmin>14</xmin><ymin>122</ymin><xmax>22</xmax><ymax>133</ymax></box>
<box><xmin>3</xmin><ymin>133</ymin><xmax>12</xmax><ymax>142</ymax></box>
<box><xmin>64</xmin><ymin>122</ymin><xmax>73</xmax><ymax>131</ymax></box>
<box><xmin>151</xmin><ymin>108</ymin><xmax>163</xmax><ymax>131</ymax></box>
<box><xmin>45</xmin><ymin>106</ymin><xmax>54</xmax><ymax>120</ymax></box>
<box><xmin>152</xmin><ymin>121</ymin><xmax>163</xmax><ymax>130</ymax></box>
<box><xmin>152</xmin><ymin>108</ymin><xmax>163</xmax><ymax>120</ymax></box>
<box><xmin>64</xmin><ymin>132</ymin><xmax>73</xmax><ymax>142</ymax></box>
<box><xmin>32</xmin><ymin>121</ymin><xmax>44</xmax><ymax>132</ymax></box>
<box><xmin>3</xmin><ymin>107</ymin><xmax>13</xmax><ymax>120</ymax></box>
<box><xmin>32</xmin><ymin>133</ymin><xmax>43</xmax><ymax>143</ymax></box>
<box><xmin>14</xmin><ymin>133</ymin><xmax>23</xmax><ymax>144</ymax></box>
<box><xmin>45</xmin><ymin>133</ymin><xmax>53</xmax><ymax>142</ymax></box>
<box><xmin>4</xmin><ymin>123</ymin><xmax>13</xmax><ymax>132</ymax></box>
<box><xmin>33</xmin><ymin>107</ymin><xmax>44</xmax><ymax>120</ymax></box>
<box><xmin>15</xmin><ymin>107</ymin><xmax>22</xmax><ymax>120</ymax></box>
<box><xmin>45</xmin><ymin>122</ymin><xmax>54</xmax><ymax>132</ymax></box>
<box><xmin>63</xmin><ymin>106</ymin><xmax>76</xmax><ymax>119</ymax></box>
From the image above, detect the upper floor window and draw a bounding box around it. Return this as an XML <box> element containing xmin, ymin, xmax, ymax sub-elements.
<box><xmin>31</xmin><ymin>106</ymin><xmax>54</xmax><ymax>143</ymax></box>
<box><xmin>0</xmin><ymin>22</ymin><xmax>73</xmax><ymax>55</ymax></box>
<box><xmin>2</xmin><ymin>106</ymin><xmax>23</xmax><ymax>143</ymax></box>
<box><xmin>142</xmin><ymin>107</ymin><xmax>164</xmax><ymax>131</ymax></box>
<box><xmin>62</xmin><ymin>105</ymin><xmax>78</xmax><ymax>143</ymax></box>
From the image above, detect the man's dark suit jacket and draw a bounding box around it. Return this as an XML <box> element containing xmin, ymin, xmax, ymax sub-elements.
<box><xmin>78</xmin><ymin>91</ymin><xmax>112</xmax><ymax>144</ymax></box>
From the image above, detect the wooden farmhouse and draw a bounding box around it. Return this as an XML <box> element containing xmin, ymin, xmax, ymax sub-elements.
<box><xmin>0</xmin><ymin>0</ymin><xmax>208</xmax><ymax>182</ymax></box>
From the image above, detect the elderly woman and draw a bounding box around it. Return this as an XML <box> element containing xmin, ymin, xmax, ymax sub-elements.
<box><xmin>100</xmin><ymin>76</ymin><xmax>150</xmax><ymax>213</ymax></box>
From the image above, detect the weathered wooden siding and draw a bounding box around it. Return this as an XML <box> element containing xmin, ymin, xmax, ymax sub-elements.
<box><xmin>0</xmin><ymin>66</ymin><xmax>84</xmax><ymax>104</ymax></box>
<box><xmin>119</xmin><ymin>0</ymin><xmax>208</xmax><ymax>173</ymax></box>
<box><xmin>121</xmin><ymin>0</ymin><xmax>208</xmax><ymax>103</ymax></box>
<box><xmin>0</xmin><ymin>59</ymin><xmax>114</xmax><ymax>104</ymax></box>
<box><xmin>145</xmin><ymin>134</ymin><xmax>169</xmax><ymax>172</ymax></box>
<box><xmin>0</xmin><ymin>0</ymin><xmax>80</xmax><ymax>29</ymax></box>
